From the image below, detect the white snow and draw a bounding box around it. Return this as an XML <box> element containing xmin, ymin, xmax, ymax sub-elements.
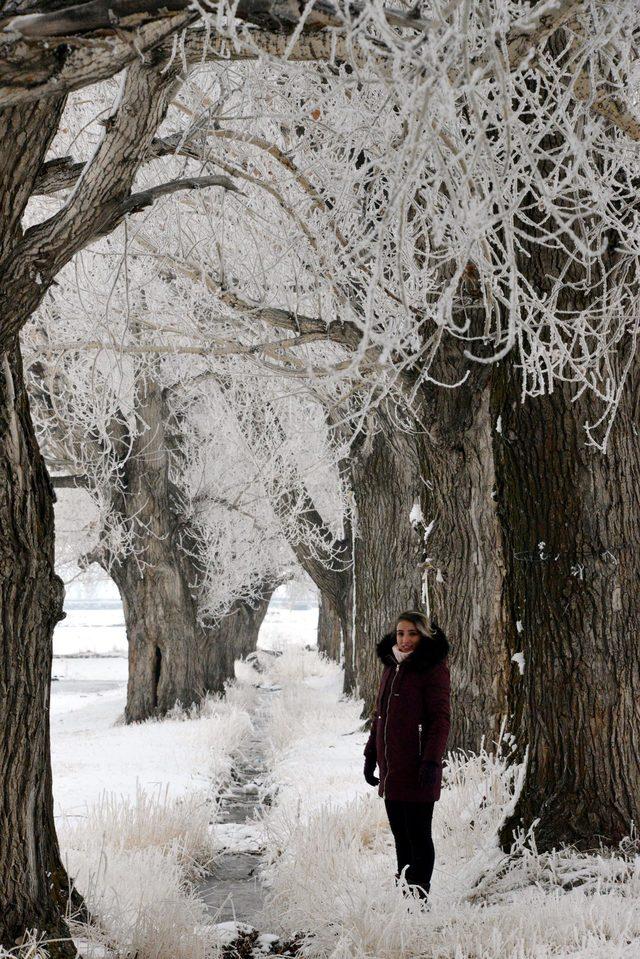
<box><xmin>251</xmin><ymin>646</ymin><xmax>640</xmax><ymax>959</ymax></box>
<box><xmin>512</xmin><ymin>651</ymin><xmax>525</xmax><ymax>674</ymax></box>
<box><xmin>409</xmin><ymin>500</ymin><xmax>425</xmax><ymax>526</ymax></box>
<box><xmin>54</xmin><ymin>604</ymin><xmax>127</xmax><ymax>656</ymax></box>
<box><xmin>213</xmin><ymin>821</ymin><xmax>265</xmax><ymax>854</ymax></box>
<box><xmin>47</xmin><ymin>596</ymin><xmax>640</xmax><ymax>959</ymax></box>
<box><xmin>51</xmin><ymin>594</ymin><xmax>318</xmax><ymax>820</ymax></box>
<box><xmin>47</xmin><ymin>592</ymin><xmax>319</xmax><ymax>958</ymax></box>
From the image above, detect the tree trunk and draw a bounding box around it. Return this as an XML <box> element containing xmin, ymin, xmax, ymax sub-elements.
<box><xmin>0</xmin><ymin>97</ymin><xmax>81</xmax><ymax>956</ymax></box>
<box><xmin>105</xmin><ymin>369</ymin><xmax>208</xmax><ymax>722</ymax></box>
<box><xmin>111</xmin><ymin>552</ymin><xmax>207</xmax><ymax>722</ymax></box>
<box><xmin>231</xmin><ymin>390</ymin><xmax>355</xmax><ymax>693</ymax></box>
<box><xmin>416</xmin><ymin>374</ymin><xmax>511</xmax><ymax>755</ymax></box>
<box><xmin>202</xmin><ymin>590</ymin><xmax>274</xmax><ymax>694</ymax></box>
<box><xmin>350</xmin><ymin>409</ymin><xmax>425</xmax><ymax>720</ymax></box>
<box><xmin>493</xmin><ymin>360</ymin><xmax>640</xmax><ymax>852</ymax></box>
<box><xmin>0</xmin><ymin>342</ymin><xmax>77</xmax><ymax>955</ymax></box>
<box><xmin>282</xmin><ymin>505</ymin><xmax>353</xmax><ymax>693</ymax></box>
<box><xmin>317</xmin><ymin>589</ymin><xmax>342</xmax><ymax>661</ymax></box>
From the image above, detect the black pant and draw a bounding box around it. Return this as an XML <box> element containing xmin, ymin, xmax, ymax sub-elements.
<box><xmin>384</xmin><ymin>799</ymin><xmax>435</xmax><ymax>892</ymax></box>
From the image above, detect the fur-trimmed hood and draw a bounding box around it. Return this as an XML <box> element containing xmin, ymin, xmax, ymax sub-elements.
<box><xmin>376</xmin><ymin>624</ymin><xmax>450</xmax><ymax>672</ymax></box>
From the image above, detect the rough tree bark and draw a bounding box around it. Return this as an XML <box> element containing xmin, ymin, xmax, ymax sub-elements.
<box><xmin>89</xmin><ymin>368</ymin><xmax>211</xmax><ymax>722</ymax></box>
<box><xmin>0</xmin><ymin>95</ymin><xmax>81</xmax><ymax>955</ymax></box>
<box><xmin>416</xmin><ymin>358</ymin><xmax>511</xmax><ymax>755</ymax></box>
<box><xmin>0</xmin><ymin>343</ymin><xmax>77</xmax><ymax>955</ymax></box>
<box><xmin>48</xmin><ymin>363</ymin><xmax>255</xmax><ymax>722</ymax></box>
<box><xmin>202</xmin><ymin>589</ymin><xmax>275</xmax><ymax>693</ymax></box>
<box><xmin>493</xmin><ymin>357</ymin><xmax>640</xmax><ymax>852</ymax></box>
<box><xmin>349</xmin><ymin>407</ymin><xmax>425</xmax><ymax>719</ymax></box>
<box><xmin>317</xmin><ymin>588</ymin><xmax>342</xmax><ymax>662</ymax></box>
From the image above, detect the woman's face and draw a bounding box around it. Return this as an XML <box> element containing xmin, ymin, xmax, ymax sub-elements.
<box><xmin>395</xmin><ymin>619</ymin><xmax>422</xmax><ymax>653</ymax></box>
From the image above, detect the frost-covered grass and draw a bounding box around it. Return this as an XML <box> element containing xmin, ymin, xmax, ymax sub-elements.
<box><xmin>52</xmin><ymin>686</ymin><xmax>259</xmax><ymax>959</ymax></box>
<box><xmin>255</xmin><ymin>647</ymin><xmax>640</xmax><ymax>959</ymax></box>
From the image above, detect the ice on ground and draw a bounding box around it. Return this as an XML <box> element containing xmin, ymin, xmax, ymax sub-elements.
<box><xmin>213</xmin><ymin>821</ymin><xmax>266</xmax><ymax>854</ymax></box>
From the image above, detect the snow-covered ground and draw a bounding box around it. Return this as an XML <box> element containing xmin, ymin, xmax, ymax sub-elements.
<box><xmin>51</xmin><ymin>585</ymin><xmax>318</xmax><ymax>820</ymax></box>
<box><xmin>49</xmin><ymin>588</ymin><xmax>640</xmax><ymax>959</ymax></box>
<box><xmin>50</xmin><ymin>584</ymin><xmax>318</xmax><ymax>959</ymax></box>
<box><xmin>252</xmin><ymin>648</ymin><xmax>640</xmax><ymax>959</ymax></box>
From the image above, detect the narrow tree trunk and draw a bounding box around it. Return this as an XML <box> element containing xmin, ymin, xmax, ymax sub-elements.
<box><xmin>350</xmin><ymin>410</ymin><xmax>425</xmax><ymax>719</ymax></box>
<box><xmin>0</xmin><ymin>343</ymin><xmax>76</xmax><ymax>955</ymax></box>
<box><xmin>229</xmin><ymin>391</ymin><xmax>355</xmax><ymax>693</ymax></box>
<box><xmin>338</xmin><ymin>575</ymin><xmax>356</xmax><ymax>696</ymax></box>
<box><xmin>493</xmin><ymin>360</ymin><xmax>640</xmax><ymax>851</ymax></box>
<box><xmin>417</xmin><ymin>376</ymin><xmax>511</xmax><ymax>754</ymax></box>
<box><xmin>317</xmin><ymin>589</ymin><xmax>342</xmax><ymax>661</ymax></box>
<box><xmin>202</xmin><ymin>590</ymin><xmax>274</xmax><ymax>694</ymax></box>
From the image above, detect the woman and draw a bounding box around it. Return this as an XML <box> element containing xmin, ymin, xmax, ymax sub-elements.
<box><xmin>363</xmin><ymin>610</ymin><xmax>451</xmax><ymax>901</ymax></box>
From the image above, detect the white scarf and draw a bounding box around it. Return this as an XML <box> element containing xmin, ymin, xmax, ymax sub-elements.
<box><xmin>392</xmin><ymin>644</ymin><xmax>412</xmax><ymax>663</ymax></box>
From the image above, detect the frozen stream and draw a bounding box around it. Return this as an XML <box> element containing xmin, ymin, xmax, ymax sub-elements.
<box><xmin>198</xmin><ymin>685</ymin><xmax>275</xmax><ymax>925</ymax></box>
<box><xmin>50</xmin><ymin>586</ymin><xmax>317</xmax><ymax>945</ymax></box>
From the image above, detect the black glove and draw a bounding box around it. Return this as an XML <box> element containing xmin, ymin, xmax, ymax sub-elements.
<box><xmin>418</xmin><ymin>760</ymin><xmax>440</xmax><ymax>788</ymax></box>
<box><xmin>364</xmin><ymin>756</ymin><xmax>380</xmax><ymax>786</ymax></box>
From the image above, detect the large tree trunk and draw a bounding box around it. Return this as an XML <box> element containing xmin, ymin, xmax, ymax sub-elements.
<box><xmin>105</xmin><ymin>369</ymin><xmax>208</xmax><ymax>722</ymax></box>
<box><xmin>417</xmin><ymin>370</ymin><xmax>511</xmax><ymax>755</ymax></box>
<box><xmin>492</xmin><ymin>359</ymin><xmax>640</xmax><ymax>852</ymax></box>
<box><xmin>350</xmin><ymin>409</ymin><xmax>425</xmax><ymax>719</ymax></box>
<box><xmin>111</xmin><ymin>553</ymin><xmax>207</xmax><ymax>722</ymax></box>
<box><xmin>202</xmin><ymin>590</ymin><xmax>274</xmax><ymax>694</ymax></box>
<box><xmin>0</xmin><ymin>97</ymin><xmax>81</xmax><ymax>956</ymax></box>
<box><xmin>317</xmin><ymin>588</ymin><xmax>342</xmax><ymax>662</ymax></box>
<box><xmin>0</xmin><ymin>342</ymin><xmax>76</xmax><ymax>955</ymax></box>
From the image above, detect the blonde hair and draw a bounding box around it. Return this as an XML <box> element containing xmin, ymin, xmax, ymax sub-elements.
<box><xmin>395</xmin><ymin>610</ymin><xmax>436</xmax><ymax>638</ymax></box>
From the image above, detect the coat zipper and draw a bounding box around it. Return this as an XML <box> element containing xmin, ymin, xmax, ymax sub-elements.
<box><xmin>418</xmin><ymin>723</ymin><xmax>422</xmax><ymax>759</ymax></box>
<box><xmin>382</xmin><ymin>664</ymin><xmax>400</xmax><ymax>798</ymax></box>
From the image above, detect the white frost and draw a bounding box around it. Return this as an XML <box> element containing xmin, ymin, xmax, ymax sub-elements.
<box><xmin>511</xmin><ymin>651</ymin><xmax>525</xmax><ymax>674</ymax></box>
<box><xmin>409</xmin><ymin>500</ymin><xmax>425</xmax><ymax>526</ymax></box>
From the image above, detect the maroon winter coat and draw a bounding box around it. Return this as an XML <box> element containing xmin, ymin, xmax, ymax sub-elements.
<box><xmin>363</xmin><ymin>628</ymin><xmax>451</xmax><ymax>802</ymax></box>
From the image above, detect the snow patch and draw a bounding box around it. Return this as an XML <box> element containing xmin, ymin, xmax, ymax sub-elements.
<box><xmin>511</xmin><ymin>651</ymin><xmax>525</xmax><ymax>674</ymax></box>
<box><xmin>409</xmin><ymin>500</ymin><xmax>424</xmax><ymax>525</ymax></box>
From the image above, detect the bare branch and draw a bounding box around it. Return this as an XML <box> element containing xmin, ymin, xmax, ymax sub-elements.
<box><xmin>51</xmin><ymin>473</ymin><xmax>91</xmax><ymax>489</ymax></box>
<box><xmin>31</xmin><ymin>330</ymin><xmax>328</xmax><ymax>358</ymax></box>
<box><xmin>572</xmin><ymin>73</ymin><xmax>640</xmax><ymax>142</ymax></box>
<box><xmin>5</xmin><ymin>0</ymin><xmax>192</xmax><ymax>37</ymax></box>
<box><xmin>0</xmin><ymin>12</ymin><xmax>196</xmax><ymax>108</ymax></box>
<box><xmin>121</xmin><ymin>173</ymin><xmax>241</xmax><ymax>215</ymax></box>
<box><xmin>4</xmin><ymin>0</ymin><xmax>442</xmax><ymax>40</ymax></box>
<box><xmin>33</xmin><ymin>155</ymin><xmax>85</xmax><ymax>196</ymax></box>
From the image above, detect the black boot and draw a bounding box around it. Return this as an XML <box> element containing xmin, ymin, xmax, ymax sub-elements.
<box><xmin>404</xmin><ymin>866</ymin><xmax>430</xmax><ymax>903</ymax></box>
